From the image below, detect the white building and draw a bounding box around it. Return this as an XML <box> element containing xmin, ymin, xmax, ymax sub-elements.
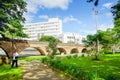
<box><xmin>59</xmin><ymin>33</ymin><xmax>83</xmax><ymax>44</ymax></box>
<box><xmin>24</xmin><ymin>18</ymin><xmax>62</xmax><ymax>40</ymax></box>
<box><xmin>24</xmin><ymin>18</ymin><xmax>84</xmax><ymax>44</ymax></box>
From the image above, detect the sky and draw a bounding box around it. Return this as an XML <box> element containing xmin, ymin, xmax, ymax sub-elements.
<box><xmin>24</xmin><ymin>0</ymin><xmax>117</xmax><ymax>36</ymax></box>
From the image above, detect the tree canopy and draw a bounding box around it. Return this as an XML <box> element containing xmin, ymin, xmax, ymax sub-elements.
<box><xmin>111</xmin><ymin>0</ymin><xmax>120</xmax><ymax>42</ymax></box>
<box><xmin>87</xmin><ymin>0</ymin><xmax>99</xmax><ymax>6</ymax></box>
<box><xmin>83</xmin><ymin>0</ymin><xmax>120</xmax><ymax>52</ymax></box>
<box><xmin>39</xmin><ymin>36</ymin><xmax>61</xmax><ymax>43</ymax></box>
<box><xmin>0</xmin><ymin>0</ymin><xmax>28</xmax><ymax>39</ymax></box>
<box><xmin>111</xmin><ymin>0</ymin><xmax>120</xmax><ymax>20</ymax></box>
<box><xmin>39</xmin><ymin>36</ymin><xmax>61</xmax><ymax>57</ymax></box>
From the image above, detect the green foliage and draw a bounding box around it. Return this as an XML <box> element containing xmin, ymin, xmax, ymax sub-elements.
<box><xmin>111</xmin><ymin>0</ymin><xmax>120</xmax><ymax>44</ymax></box>
<box><xmin>40</xmin><ymin>36</ymin><xmax>61</xmax><ymax>57</ymax></box>
<box><xmin>66</xmin><ymin>55</ymin><xmax>72</xmax><ymax>59</ymax></box>
<box><xmin>0</xmin><ymin>0</ymin><xmax>28</xmax><ymax>39</ymax></box>
<box><xmin>43</xmin><ymin>54</ymin><xmax>120</xmax><ymax>80</ymax></box>
<box><xmin>41</xmin><ymin>57</ymin><xmax>49</xmax><ymax>63</ymax></box>
<box><xmin>111</xmin><ymin>0</ymin><xmax>120</xmax><ymax>20</ymax></box>
<box><xmin>39</xmin><ymin>36</ymin><xmax>61</xmax><ymax>42</ymax></box>
<box><xmin>82</xmin><ymin>34</ymin><xmax>97</xmax><ymax>47</ymax></box>
<box><xmin>113</xmin><ymin>19</ymin><xmax>120</xmax><ymax>41</ymax></box>
<box><xmin>19</xmin><ymin>56</ymin><xmax>46</xmax><ymax>61</ymax></box>
<box><xmin>85</xmin><ymin>0</ymin><xmax>120</xmax><ymax>53</ymax></box>
<box><xmin>102</xmin><ymin>49</ymin><xmax>112</xmax><ymax>54</ymax></box>
<box><xmin>103</xmin><ymin>72</ymin><xmax>120</xmax><ymax>80</ymax></box>
<box><xmin>87</xmin><ymin>0</ymin><xmax>99</xmax><ymax>6</ymax></box>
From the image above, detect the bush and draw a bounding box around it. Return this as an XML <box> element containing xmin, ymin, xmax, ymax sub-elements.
<box><xmin>102</xmin><ymin>49</ymin><xmax>112</xmax><ymax>54</ymax></box>
<box><xmin>72</xmin><ymin>54</ymin><xmax>78</xmax><ymax>58</ymax></box>
<box><xmin>66</xmin><ymin>55</ymin><xmax>72</xmax><ymax>59</ymax></box>
<box><xmin>103</xmin><ymin>72</ymin><xmax>120</xmax><ymax>80</ymax></box>
<box><xmin>41</xmin><ymin>57</ymin><xmax>49</xmax><ymax>63</ymax></box>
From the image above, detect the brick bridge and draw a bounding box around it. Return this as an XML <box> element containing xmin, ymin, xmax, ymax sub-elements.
<box><xmin>0</xmin><ymin>39</ymin><xmax>88</xmax><ymax>58</ymax></box>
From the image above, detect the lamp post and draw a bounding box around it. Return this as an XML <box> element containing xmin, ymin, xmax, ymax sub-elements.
<box><xmin>93</xmin><ymin>8</ymin><xmax>99</xmax><ymax>57</ymax></box>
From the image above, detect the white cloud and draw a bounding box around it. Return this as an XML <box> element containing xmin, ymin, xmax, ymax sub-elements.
<box><xmin>103</xmin><ymin>2</ymin><xmax>112</xmax><ymax>9</ymax></box>
<box><xmin>79</xmin><ymin>29</ymin><xmax>96</xmax><ymax>36</ymax></box>
<box><xmin>98</xmin><ymin>24</ymin><xmax>113</xmax><ymax>31</ymax></box>
<box><xmin>39</xmin><ymin>15</ymin><xmax>49</xmax><ymax>19</ymax></box>
<box><xmin>25</xmin><ymin>0</ymin><xmax>39</xmax><ymax>14</ymax></box>
<box><xmin>105</xmin><ymin>12</ymin><xmax>112</xmax><ymax>17</ymax></box>
<box><xmin>63</xmin><ymin>15</ymin><xmax>82</xmax><ymax>24</ymax></box>
<box><xmin>78</xmin><ymin>24</ymin><xmax>114</xmax><ymax>36</ymax></box>
<box><xmin>25</xmin><ymin>0</ymin><xmax>72</xmax><ymax>14</ymax></box>
<box><xmin>24</xmin><ymin>13</ymin><xmax>34</xmax><ymax>23</ymax></box>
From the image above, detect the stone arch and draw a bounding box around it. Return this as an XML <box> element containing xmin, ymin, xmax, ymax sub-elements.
<box><xmin>19</xmin><ymin>47</ymin><xmax>46</xmax><ymax>56</ymax></box>
<box><xmin>70</xmin><ymin>48</ymin><xmax>79</xmax><ymax>54</ymax></box>
<box><xmin>0</xmin><ymin>46</ymin><xmax>9</xmax><ymax>58</ymax></box>
<box><xmin>81</xmin><ymin>48</ymin><xmax>87</xmax><ymax>53</ymax></box>
<box><xmin>57</xmin><ymin>47</ymin><xmax>67</xmax><ymax>54</ymax></box>
<box><xmin>33</xmin><ymin>47</ymin><xmax>46</xmax><ymax>55</ymax></box>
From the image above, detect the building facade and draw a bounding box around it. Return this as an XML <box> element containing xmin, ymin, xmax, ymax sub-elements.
<box><xmin>24</xmin><ymin>18</ymin><xmax>62</xmax><ymax>40</ymax></box>
<box><xmin>24</xmin><ymin>18</ymin><xmax>84</xmax><ymax>44</ymax></box>
<box><xmin>59</xmin><ymin>33</ymin><xmax>83</xmax><ymax>44</ymax></box>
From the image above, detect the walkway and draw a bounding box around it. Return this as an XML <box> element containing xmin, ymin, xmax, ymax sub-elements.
<box><xmin>20</xmin><ymin>60</ymin><xmax>69</xmax><ymax>80</ymax></box>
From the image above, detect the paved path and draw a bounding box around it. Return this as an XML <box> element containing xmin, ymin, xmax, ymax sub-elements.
<box><xmin>20</xmin><ymin>60</ymin><xmax>69</xmax><ymax>80</ymax></box>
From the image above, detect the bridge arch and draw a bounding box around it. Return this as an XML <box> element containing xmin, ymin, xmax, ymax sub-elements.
<box><xmin>34</xmin><ymin>47</ymin><xmax>46</xmax><ymax>55</ymax></box>
<box><xmin>57</xmin><ymin>47</ymin><xmax>67</xmax><ymax>54</ymax></box>
<box><xmin>0</xmin><ymin>47</ymin><xmax>9</xmax><ymax>58</ymax></box>
<box><xmin>81</xmin><ymin>48</ymin><xmax>87</xmax><ymax>53</ymax></box>
<box><xmin>21</xmin><ymin>47</ymin><xmax>45</xmax><ymax>55</ymax></box>
<box><xmin>70</xmin><ymin>48</ymin><xmax>79</xmax><ymax>54</ymax></box>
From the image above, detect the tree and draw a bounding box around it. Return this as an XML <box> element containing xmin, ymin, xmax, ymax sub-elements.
<box><xmin>0</xmin><ymin>0</ymin><xmax>28</xmax><ymax>39</ymax></box>
<box><xmin>111</xmin><ymin>0</ymin><xmax>120</xmax><ymax>20</ymax></box>
<box><xmin>39</xmin><ymin>36</ymin><xmax>61</xmax><ymax>57</ymax></box>
<box><xmin>39</xmin><ymin>36</ymin><xmax>61</xmax><ymax>42</ymax></box>
<box><xmin>82</xmin><ymin>34</ymin><xmax>100</xmax><ymax>60</ymax></box>
<box><xmin>111</xmin><ymin>0</ymin><xmax>120</xmax><ymax>44</ymax></box>
<box><xmin>97</xmin><ymin>29</ymin><xmax>115</xmax><ymax>50</ymax></box>
<box><xmin>82</xmin><ymin>34</ymin><xmax>97</xmax><ymax>48</ymax></box>
<box><xmin>87</xmin><ymin>0</ymin><xmax>99</xmax><ymax>6</ymax></box>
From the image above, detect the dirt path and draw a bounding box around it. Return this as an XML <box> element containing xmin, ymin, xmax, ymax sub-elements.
<box><xmin>20</xmin><ymin>60</ymin><xmax>69</xmax><ymax>80</ymax></box>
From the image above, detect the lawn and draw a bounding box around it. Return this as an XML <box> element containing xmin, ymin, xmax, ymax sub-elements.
<box><xmin>1</xmin><ymin>54</ymin><xmax>120</xmax><ymax>80</ymax></box>
<box><xmin>44</xmin><ymin>54</ymin><xmax>120</xmax><ymax>80</ymax></box>
<box><xmin>0</xmin><ymin>65</ymin><xmax>23</xmax><ymax>80</ymax></box>
<box><xmin>0</xmin><ymin>56</ymin><xmax>46</xmax><ymax>80</ymax></box>
<box><xmin>62</xmin><ymin>54</ymin><xmax>120</xmax><ymax>75</ymax></box>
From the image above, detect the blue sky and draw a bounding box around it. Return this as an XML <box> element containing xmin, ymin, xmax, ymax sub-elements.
<box><xmin>24</xmin><ymin>0</ymin><xmax>117</xmax><ymax>36</ymax></box>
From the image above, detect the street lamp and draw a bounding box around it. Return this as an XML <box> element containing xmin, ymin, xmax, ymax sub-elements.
<box><xmin>93</xmin><ymin>8</ymin><xmax>99</xmax><ymax>56</ymax></box>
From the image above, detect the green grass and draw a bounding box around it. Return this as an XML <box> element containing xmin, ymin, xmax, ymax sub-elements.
<box><xmin>19</xmin><ymin>56</ymin><xmax>46</xmax><ymax>61</ymax></box>
<box><xmin>0</xmin><ymin>56</ymin><xmax>46</xmax><ymax>80</ymax></box>
<box><xmin>1</xmin><ymin>54</ymin><xmax>120</xmax><ymax>80</ymax></box>
<box><xmin>45</xmin><ymin>54</ymin><xmax>120</xmax><ymax>79</ymax></box>
<box><xmin>0</xmin><ymin>65</ymin><xmax>23</xmax><ymax>80</ymax></box>
<box><xmin>61</xmin><ymin>54</ymin><xmax>120</xmax><ymax>75</ymax></box>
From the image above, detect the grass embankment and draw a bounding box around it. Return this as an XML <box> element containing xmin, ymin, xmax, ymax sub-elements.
<box><xmin>42</xmin><ymin>54</ymin><xmax>120</xmax><ymax>80</ymax></box>
<box><xmin>0</xmin><ymin>56</ymin><xmax>46</xmax><ymax>80</ymax></box>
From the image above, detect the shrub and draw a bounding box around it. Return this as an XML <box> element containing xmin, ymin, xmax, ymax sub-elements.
<box><xmin>72</xmin><ymin>54</ymin><xmax>78</xmax><ymax>58</ymax></box>
<box><xmin>66</xmin><ymin>55</ymin><xmax>72</xmax><ymax>59</ymax></box>
<box><xmin>102</xmin><ymin>49</ymin><xmax>112</xmax><ymax>54</ymax></box>
<box><xmin>41</xmin><ymin>57</ymin><xmax>49</xmax><ymax>63</ymax></box>
<box><xmin>103</xmin><ymin>72</ymin><xmax>120</xmax><ymax>80</ymax></box>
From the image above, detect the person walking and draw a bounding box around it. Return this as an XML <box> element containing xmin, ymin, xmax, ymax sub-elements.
<box><xmin>11</xmin><ymin>50</ymin><xmax>19</xmax><ymax>68</ymax></box>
